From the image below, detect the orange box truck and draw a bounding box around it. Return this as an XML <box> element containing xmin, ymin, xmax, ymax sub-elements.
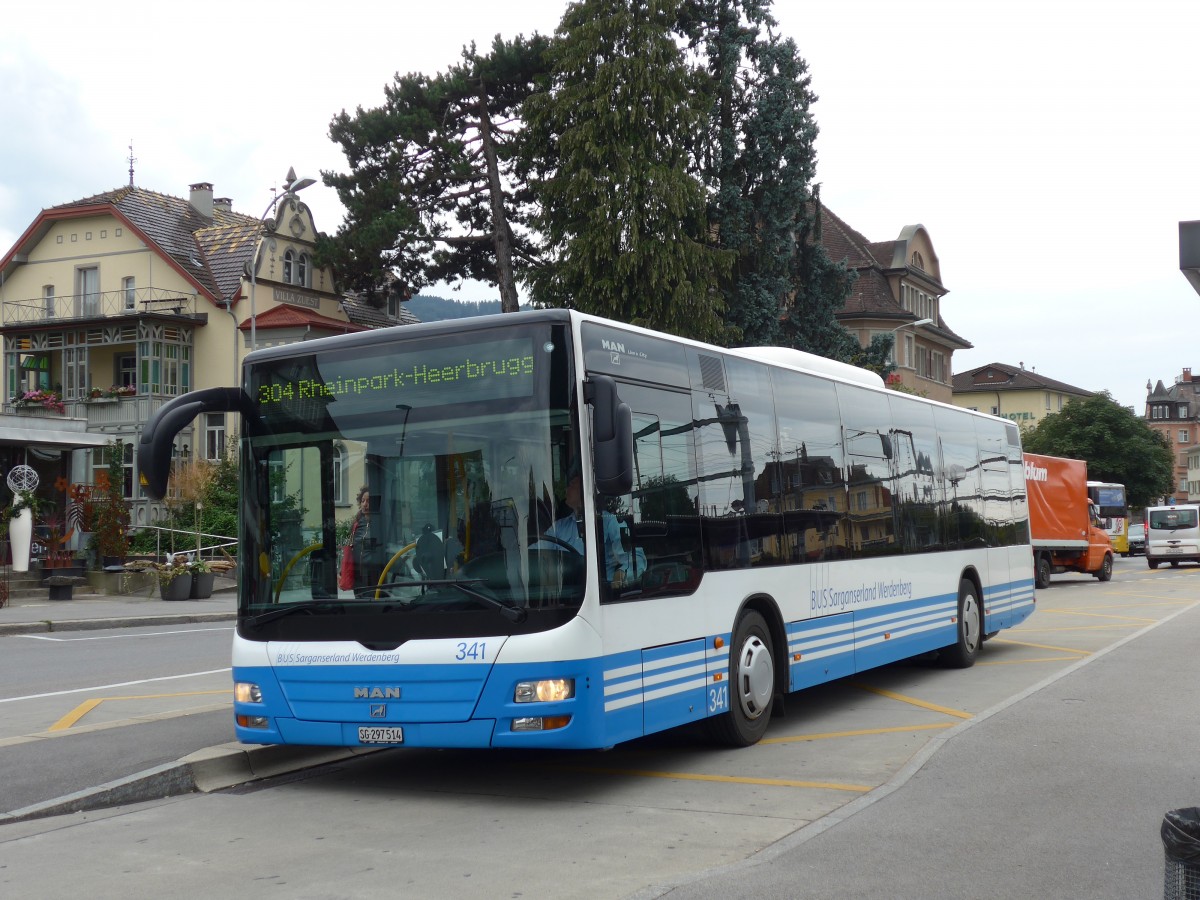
<box><xmin>1024</xmin><ymin>453</ymin><xmax>1114</xmax><ymax>588</ymax></box>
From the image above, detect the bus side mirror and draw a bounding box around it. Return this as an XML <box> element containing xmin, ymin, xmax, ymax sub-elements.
<box><xmin>138</xmin><ymin>387</ymin><xmax>252</xmax><ymax>499</ymax></box>
<box><xmin>585</xmin><ymin>375</ymin><xmax>633</xmax><ymax>495</ymax></box>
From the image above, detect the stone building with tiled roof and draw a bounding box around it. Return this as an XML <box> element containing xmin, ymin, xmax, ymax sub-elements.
<box><xmin>949</xmin><ymin>361</ymin><xmax>1093</xmax><ymax>430</ymax></box>
<box><xmin>818</xmin><ymin>204</ymin><xmax>971</xmax><ymax>404</ymax></box>
<box><xmin>1144</xmin><ymin>368</ymin><xmax>1200</xmax><ymax>502</ymax></box>
<box><xmin>0</xmin><ymin>171</ymin><xmax>365</xmax><ymax>527</ymax></box>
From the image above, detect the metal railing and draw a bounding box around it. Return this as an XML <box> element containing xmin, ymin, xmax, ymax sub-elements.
<box><xmin>130</xmin><ymin>524</ymin><xmax>237</xmax><ymax>563</ymax></box>
<box><xmin>2</xmin><ymin>286</ymin><xmax>199</xmax><ymax>325</ymax></box>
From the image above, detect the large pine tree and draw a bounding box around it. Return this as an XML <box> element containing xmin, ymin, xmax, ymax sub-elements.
<box><xmin>521</xmin><ymin>0</ymin><xmax>730</xmax><ymax>341</ymax></box>
<box><xmin>320</xmin><ymin>36</ymin><xmax>549</xmax><ymax>310</ymax></box>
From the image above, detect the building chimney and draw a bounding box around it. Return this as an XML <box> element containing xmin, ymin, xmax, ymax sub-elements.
<box><xmin>1184</xmin><ymin>368</ymin><xmax>1193</xmax><ymax>383</ymax></box>
<box><xmin>213</xmin><ymin>197</ymin><xmax>233</xmax><ymax>213</ymax></box>
<box><xmin>189</xmin><ymin>182</ymin><xmax>214</xmax><ymax>218</ymax></box>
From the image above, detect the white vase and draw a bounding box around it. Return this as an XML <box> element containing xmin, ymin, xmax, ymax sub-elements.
<box><xmin>10</xmin><ymin>506</ymin><xmax>32</xmax><ymax>573</ymax></box>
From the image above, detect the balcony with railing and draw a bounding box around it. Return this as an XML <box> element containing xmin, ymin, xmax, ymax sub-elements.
<box><xmin>5</xmin><ymin>394</ymin><xmax>174</xmax><ymax>426</ymax></box>
<box><xmin>2</xmin><ymin>286</ymin><xmax>200</xmax><ymax>326</ymax></box>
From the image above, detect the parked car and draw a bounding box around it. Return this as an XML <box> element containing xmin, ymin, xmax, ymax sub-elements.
<box><xmin>1126</xmin><ymin>522</ymin><xmax>1145</xmax><ymax>556</ymax></box>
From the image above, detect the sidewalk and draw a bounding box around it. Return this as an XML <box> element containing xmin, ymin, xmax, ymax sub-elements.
<box><xmin>0</xmin><ymin>576</ymin><xmax>237</xmax><ymax>636</ymax></box>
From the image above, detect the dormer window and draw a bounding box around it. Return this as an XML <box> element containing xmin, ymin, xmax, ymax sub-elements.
<box><xmin>911</xmin><ymin>251</ymin><xmax>924</xmax><ymax>270</ymax></box>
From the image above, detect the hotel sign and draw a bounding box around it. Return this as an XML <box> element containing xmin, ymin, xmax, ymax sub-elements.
<box><xmin>272</xmin><ymin>287</ymin><xmax>320</xmax><ymax>309</ymax></box>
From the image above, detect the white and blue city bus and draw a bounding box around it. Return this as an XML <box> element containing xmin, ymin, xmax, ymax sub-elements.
<box><xmin>138</xmin><ymin>309</ymin><xmax>1035</xmax><ymax>750</ymax></box>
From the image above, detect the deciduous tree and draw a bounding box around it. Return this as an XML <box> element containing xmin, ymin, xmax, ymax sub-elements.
<box><xmin>1020</xmin><ymin>393</ymin><xmax>1173</xmax><ymax>508</ymax></box>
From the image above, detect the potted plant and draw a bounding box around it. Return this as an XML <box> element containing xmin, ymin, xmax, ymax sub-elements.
<box><xmin>188</xmin><ymin>558</ymin><xmax>215</xmax><ymax>599</ymax></box>
<box><xmin>154</xmin><ymin>556</ymin><xmax>193</xmax><ymax>601</ymax></box>
<box><xmin>12</xmin><ymin>389</ymin><xmax>66</xmax><ymax>413</ymax></box>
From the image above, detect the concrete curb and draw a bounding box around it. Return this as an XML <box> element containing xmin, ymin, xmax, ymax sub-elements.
<box><xmin>0</xmin><ymin>612</ymin><xmax>236</xmax><ymax>637</ymax></box>
<box><xmin>1</xmin><ymin>742</ymin><xmax>379</xmax><ymax>825</ymax></box>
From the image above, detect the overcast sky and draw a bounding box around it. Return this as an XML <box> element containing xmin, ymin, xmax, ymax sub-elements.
<box><xmin>3</xmin><ymin>0</ymin><xmax>1198</xmax><ymax>412</ymax></box>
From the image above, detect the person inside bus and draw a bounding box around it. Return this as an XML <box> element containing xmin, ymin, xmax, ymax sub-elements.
<box><xmin>541</xmin><ymin>473</ymin><xmax>632</xmax><ymax>586</ymax></box>
<box><xmin>339</xmin><ymin>485</ymin><xmax>379</xmax><ymax>594</ymax></box>
<box><xmin>414</xmin><ymin>523</ymin><xmax>446</xmax><ymax>581</ymax></box>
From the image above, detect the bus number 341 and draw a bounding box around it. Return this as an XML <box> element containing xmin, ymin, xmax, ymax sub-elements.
<box><xmin>456</xmin><ymin>642</ymin><xmax>487</xmax><ymax>661</ymax></box>
<box><xmin>708</xmin><ymin>685</ymin><xmax>729</xmax><ymax>714</ymax></box>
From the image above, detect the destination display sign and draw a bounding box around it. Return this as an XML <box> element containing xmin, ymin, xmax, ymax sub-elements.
<box><xmin>251</xmin><ymin>336</ymin><xmax>537</xmax><ymax>419</ymax></box>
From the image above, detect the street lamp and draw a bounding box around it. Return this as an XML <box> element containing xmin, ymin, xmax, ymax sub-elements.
<box><xmin>889</xmin><ymin>317</ymin><xmax>933</xmax><ymax>334</ymax></box>
<box><xmin>247</xmin><ymin>167</ymin><xmax>316</xmax><ymax>354</ymax></box>
<box><xmin>887</xmin><ymin>318</ymin><xmax>933</xmax><ymax>372</ymax></box>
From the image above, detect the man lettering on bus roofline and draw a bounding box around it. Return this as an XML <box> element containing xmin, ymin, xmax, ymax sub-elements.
<box><xmin>541</xmin><ymin>473</ymin><xmax>635</xmax><ymax>586</ymax></box>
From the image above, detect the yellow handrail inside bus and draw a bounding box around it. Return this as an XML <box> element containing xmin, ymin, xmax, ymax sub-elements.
<box><xmin>274</xmin><ymin>540</ymin><xmax>420</xmax><ymax>603</ymax></box>
<box><xmin>374</xmin><ymin>542</ymin><xmax>417</xmax><ymax>599</ymax></box>
<box><xmin>275</xmin><ymin>542</ymin><xmax>322</xmax><ymax>604</ymax></box>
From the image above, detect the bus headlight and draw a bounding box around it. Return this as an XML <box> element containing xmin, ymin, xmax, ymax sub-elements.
<box><xmin>514</xmin><ymin>678</ymin><xmax>574</xmax><ymax>703</ymax></box>
<box><xmin>235</xmin><ymin>682</ymin><xmax>262</xmax><ymax>703</ymax></box>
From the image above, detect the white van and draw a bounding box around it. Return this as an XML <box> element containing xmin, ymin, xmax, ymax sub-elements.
<box><xmin>1145</xmin><ymin>505</ymin><xmax>1200</xmax><ymax>569</ymax></box>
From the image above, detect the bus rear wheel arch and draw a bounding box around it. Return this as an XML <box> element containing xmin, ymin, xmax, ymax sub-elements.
<box><xmin>939</xmin><ymin>577</ymin><xmax>981</xmax><ymax>669</ymax></box>
<box><xmin>705</xmin><ymin>608</ymin><xmax>777</xmax><ymax>747</ymax></box>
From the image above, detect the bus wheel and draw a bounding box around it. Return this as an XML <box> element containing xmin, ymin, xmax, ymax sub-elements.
<box><xmin>940</xmin><ymin>579</ymin><xmax>980</xmax><ymax>669</ymax></box>
<box><xmin>1096</xmin><ymin>554</ymin><xmax>1113</xmax><ymax>582</ymax></box>
<box><xmin>706</xmin><ymin>610</ymin><xmax>775</xmax><ymax>746</ymax></box>
<box><xmin>1035</xmin><ymin>553</ymin><xmax>1052</xmax><ymax>589</ymax></box>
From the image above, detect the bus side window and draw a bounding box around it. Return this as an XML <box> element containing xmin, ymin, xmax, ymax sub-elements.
<box><xmin>601</xmin><ymin>383</ymin><xmax>701</xmax><ymax>601</ymax></box>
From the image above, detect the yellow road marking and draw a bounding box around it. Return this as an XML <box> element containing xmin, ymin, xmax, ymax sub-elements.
<box><xmin>0</xmin><ymin>702</ymin><xmax>231</xmax><ymax>748</ymax></box>
<box><xmin>550</xmin><ymin>765</ymin><xmax>872</xmax><ymax>793</ymax></box>
<box><xmin>990</xmin><ymin>638</ymin><xmax>1089</xmax><ymax>655</ymax></box>
<box><xmin>1046</xmin><ymin>610</ymin><xmax>1158</xmax><ymax>624</ymax></box>
<box><xmin>848</xmin><ymin>683</ymin><xmax>972</xmax><ymax>719</ymax></box>
<box><xmin>48</xmin><ymin>689</ymin><xmax>231</xmax><ymax>732</ymax></box>
<box><xmin>762</xmin><ymin>722</ymin><xmax>954</xmax><ymax>744</ymax></box>
<box><xmin>978</xmin><ymin>655</ymin><xmax>1084</xmax><ymax>665</ymax></box>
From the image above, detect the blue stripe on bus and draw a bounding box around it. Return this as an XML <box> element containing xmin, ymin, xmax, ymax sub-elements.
<box><xmin>235</xmin><ymin>578</ymin><xmax>1036</xmax><ymax>749</ymax></box>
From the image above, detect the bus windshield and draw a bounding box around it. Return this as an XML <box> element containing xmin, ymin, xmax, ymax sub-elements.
<box><xmin>241</xmin><ymin>319</ymin><xmax>583</xmax><ymax>638</ymax></box>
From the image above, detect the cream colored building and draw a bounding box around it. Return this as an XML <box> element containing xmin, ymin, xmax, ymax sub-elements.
<box><xmin>0</xmin><ymin>173</ymin><xmax>370</xmax><ymax>526</ymax></box>
<box><xmin>817</xmin><ymin>206</ymin><xmax>972</xmax><ymax>404</ymax></box>
<box><xmin>950</xmin><ymin>362</ymin><xmax>1093</xmax><ymax>429</ymax></box>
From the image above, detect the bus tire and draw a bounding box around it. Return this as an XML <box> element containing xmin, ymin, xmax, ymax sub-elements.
<box><xmin>706</xmin><ymin>610</ymin><xmax>775</xmax><ymax>747</ymax></box>
<box><xmin>1035</xmin><ymin>553</ymin><xmax>1052</xmax><ymax>589</ymax></box>
<box><xmin>1096</xmin><ymin>554</ymin><xmax>1113</xmax><ymax>582</ymax></box>
<box><xmin>940</xmin><ymin>579</ymin><xmax>980</xmax><ymax>669</ymax></box>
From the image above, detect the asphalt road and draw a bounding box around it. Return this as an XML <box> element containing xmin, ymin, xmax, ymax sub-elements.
<box><xmin>0</xmin><ymin>622</ymin><xmax>234</xmax><ymax>813</ymax></box>
<box><xmin>2</xmin><ymin>557</ymin><xmax>1196</xmax><ymax>899</ymax></box>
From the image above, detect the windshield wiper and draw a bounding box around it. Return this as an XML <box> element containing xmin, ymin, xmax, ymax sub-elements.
<box><xmin>383</xmin><ymin>578</ymin><xmax>527</xmax><ymax>623</ymax></box>
<box><xmin>245</xmin><ymin>601</ymin><xmax>346</xmax><ymax>627</ymax></box>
